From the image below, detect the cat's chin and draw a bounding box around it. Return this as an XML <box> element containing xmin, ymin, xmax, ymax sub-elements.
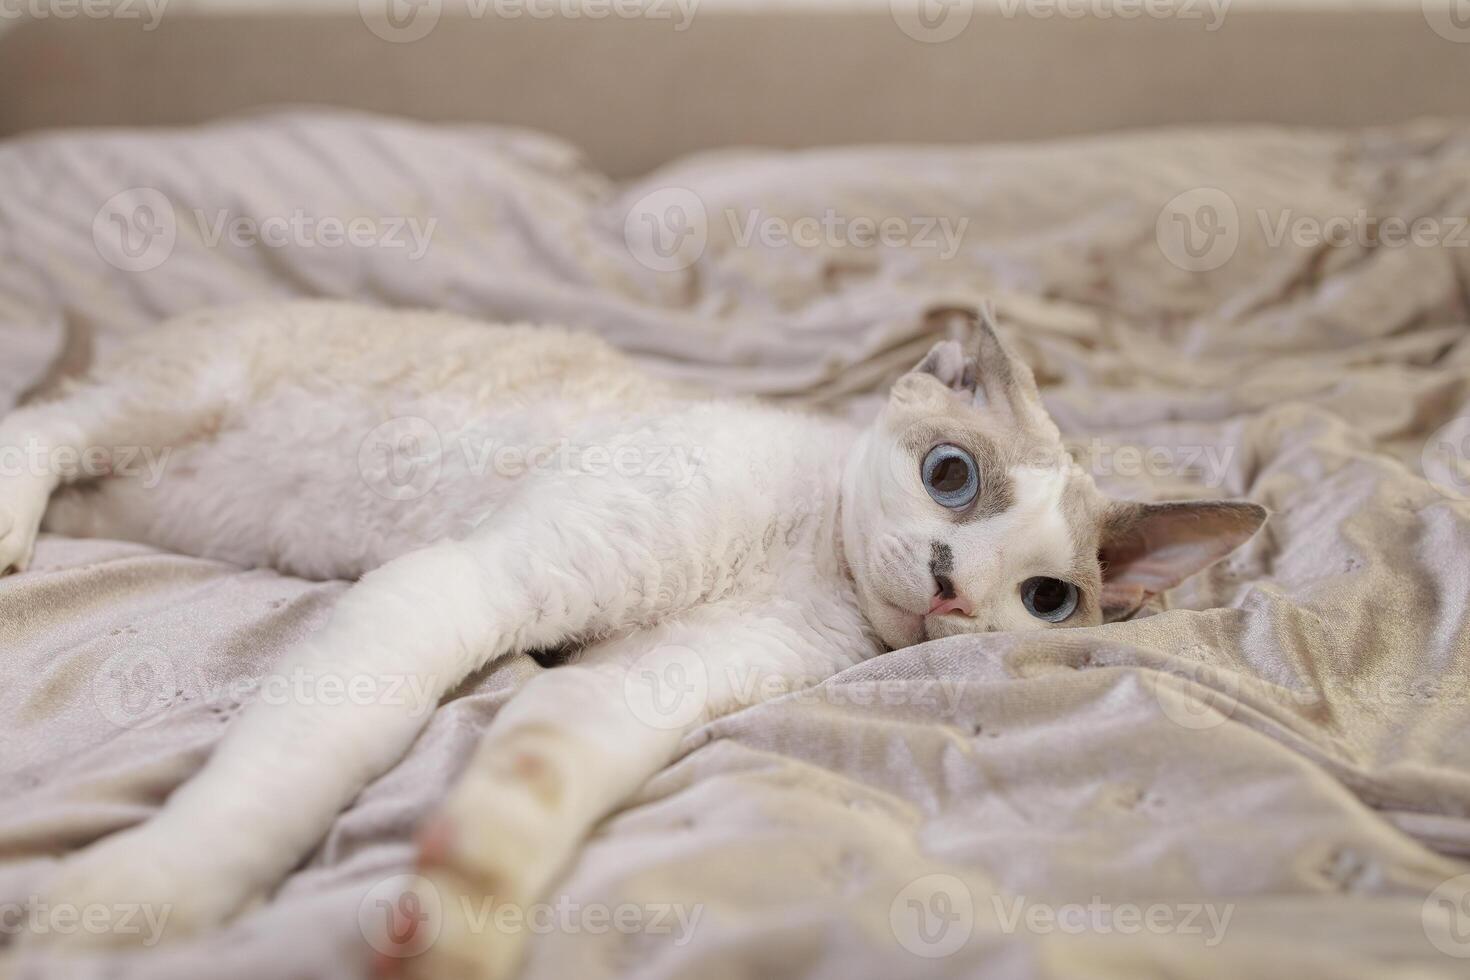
<box><xmin>865</xmin><ymin>597</ymin><xmax>928</xmax><ymax>651</ymax></box>
<box><xmin>921</xmin><ymin>612</ymin><xmax>979</xmax><ymax>641</ymax></box>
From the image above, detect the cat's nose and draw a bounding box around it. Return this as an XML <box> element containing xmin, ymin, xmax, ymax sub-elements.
<box><xmin>933</xmin><ymin>572</ymin><xmax>956</xmax><ymax>599</ymax></box>
<box><xmin>928</xmin><ymin>574</ymin><xmax>975</xmax><ymax>617</ymax></box>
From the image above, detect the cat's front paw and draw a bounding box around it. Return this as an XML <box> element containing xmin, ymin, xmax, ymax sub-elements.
<box><xmin>28</xmin><ymin>825</ymin><xmax>254</xmax><ymax>950</ymax></box>
<box><xmin>0</xmin><ymin>479</ymin><xmax>45</xmax><ymax>575</ymax></box>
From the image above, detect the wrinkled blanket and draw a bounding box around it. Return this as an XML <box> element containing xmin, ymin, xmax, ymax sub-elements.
<box><xmin>3</xmin><ymin>110</ymin><xmax>1470</xmax><ymax>979</ymax></box>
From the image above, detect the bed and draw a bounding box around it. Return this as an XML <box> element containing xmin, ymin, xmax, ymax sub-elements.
<box><xmin>2</xmin><ymin>108</ymin><xmax>1470</xmax><ymax>978</ymax></box>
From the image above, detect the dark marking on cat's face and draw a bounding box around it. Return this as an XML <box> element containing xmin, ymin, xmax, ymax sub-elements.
<box><xmin>929</xmin><ymin>541</ymin><xmax>954</xmax><ymax>577</ymax></box>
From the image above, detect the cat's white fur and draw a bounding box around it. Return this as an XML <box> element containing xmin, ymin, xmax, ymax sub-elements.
<box><xmin>0</xmin><ymin>301</ymin><xmax>1264</xmax><ymax>978</ymax></box>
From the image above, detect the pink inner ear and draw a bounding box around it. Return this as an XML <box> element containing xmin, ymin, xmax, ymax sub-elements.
<box><xmin>1100</xmin><ymin>579</ymin><xmax>1149</xmax><ymax>616</ymax></box>
<box><xmin>930</xmin><ymin>341</ymin><xmax>970</xmax><ymax>391</ymax></box>
<box><xmin>1098</xmin><ymin>501</ymin><xmax>1267</xmax><ymax>616</ymax></box>
<box><xmin>1104</xmin><ymin>539</ymin><xmax>1225</xmax><ymax>594</ymax></box>
<box><xmin>1098</xmin><ymin>543</ymin><xmax>1176</xmax><ymax>619</ymax></box>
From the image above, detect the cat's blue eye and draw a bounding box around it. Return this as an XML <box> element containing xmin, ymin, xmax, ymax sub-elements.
<box><xmin>1021</xmin><ymin>577</ymin><xmax>1079</xmax><ymax>623</ymax></box>
<box><xmin>921</xmin><ymin>444</ymin><xmax>979</xmax><ymax>509</ymax></box>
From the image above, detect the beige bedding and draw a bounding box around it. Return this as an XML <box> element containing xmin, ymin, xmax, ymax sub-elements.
<box><xmin>2</xmin><ymin>110</ymin><xmax>1470</xmax><ymax>978</ymax></box>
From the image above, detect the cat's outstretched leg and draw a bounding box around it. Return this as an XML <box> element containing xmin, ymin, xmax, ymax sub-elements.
<box><xmin>31</xmin><ymin>481</ymin><xmax>711</xmax><ymax>950</ymax></box>
<box><xmin>387</xmin><ymin>598</ymin><xmax>864</xmax><ymax>980</ymax></box>
<box><xmin>32</xmin><ymin>540</ymin><xmax>514</xmax><ymax>943</ymax></box>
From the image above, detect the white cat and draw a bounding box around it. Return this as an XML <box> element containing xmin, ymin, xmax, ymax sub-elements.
<box><xmin>0</xmin><ymin>301</ymin><xmax>1264</xmax><ymax>978</ymax></box>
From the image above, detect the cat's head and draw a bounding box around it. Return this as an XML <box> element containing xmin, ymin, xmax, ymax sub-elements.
<box><xmin>840</xmin><ymin>307</ymin><xmax>1266</xmax><ymax>650</ymax></box>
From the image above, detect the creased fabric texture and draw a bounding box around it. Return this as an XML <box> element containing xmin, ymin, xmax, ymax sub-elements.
<box><xmin>3</xmin><ymin>110</ymin><xmax>1470</xmax><ymax>978</ymax></box>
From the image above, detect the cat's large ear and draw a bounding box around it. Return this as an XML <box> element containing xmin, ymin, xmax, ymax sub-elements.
<box><xmin>910</xmin><ymin>305</ymin><xmax>1059</xmax><ymax>439</ymax></box>
<box><xmin>909</xmin><ymin>337</ymin><xmax>974</xmax><ymax>393</ymax></box>
<box><xmin>1098</xmin><ymin>500</ymin><xmax>1267</xmax><ymax>620</ymax></box>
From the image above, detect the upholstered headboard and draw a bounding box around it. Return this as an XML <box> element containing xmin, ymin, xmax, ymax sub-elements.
<box><xmin>2</xmin><ymin>4</ymin><xmax>1468</xmax><ymax>177</ymax></box>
